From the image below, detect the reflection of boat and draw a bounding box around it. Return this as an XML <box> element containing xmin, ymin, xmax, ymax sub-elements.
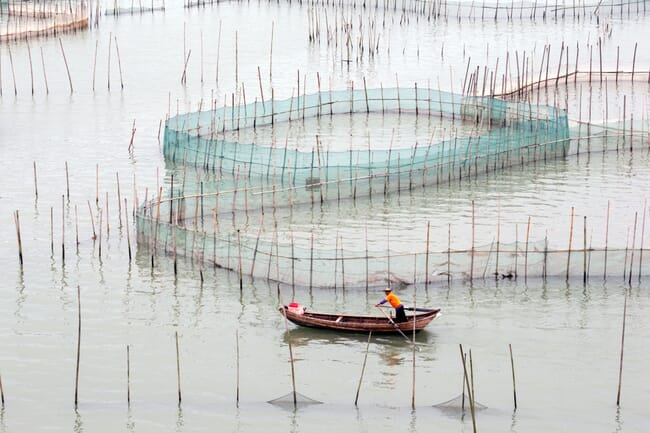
<box><xmin>279</xmin><ymin>304</ymin><xmax>440</xmax><ymax>333</ymax></box>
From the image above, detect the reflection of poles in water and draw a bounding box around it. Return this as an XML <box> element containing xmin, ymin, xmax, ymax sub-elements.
<box><xmin>354</xmin><ymin>331</ymin><xmax>372</xmax><ymax>406</ymax></box>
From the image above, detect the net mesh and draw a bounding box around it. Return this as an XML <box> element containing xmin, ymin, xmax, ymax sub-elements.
<box><xmin>268</xmin><ymin>391</ymin><xmax>323</xmax><ymax>407</ymax></box>
<box><xmin>135</xmin><ymin>86</ymin><xmax>649</xmax><ymax>287</ymax></box>
<box><xmin>433</xmin><ymin>393</ymin><xmax>488</xmax><ymax>412</ymax></box>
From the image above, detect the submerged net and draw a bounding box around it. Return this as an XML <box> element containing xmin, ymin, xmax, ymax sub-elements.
<box><xmin>433</xmin><ymin>393</ymin><xmax>488</xmax><ymax>412</ymax></box>
<box><xmin>268</xmin><ymin>391</ymin><xmax>323</xmax><ymax>408</ymax></box>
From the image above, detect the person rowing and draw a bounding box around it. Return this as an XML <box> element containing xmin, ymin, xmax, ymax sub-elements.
<box><xmin>375</xmin><ymin>287</ymin><xmax>407</xmax><ymax>323</ymax></box>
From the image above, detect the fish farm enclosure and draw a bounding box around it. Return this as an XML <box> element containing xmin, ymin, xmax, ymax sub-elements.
<box><xmin>1</xmin><ymin>0</ymin><xmax>650</xmax><ymax>433</ymax></box>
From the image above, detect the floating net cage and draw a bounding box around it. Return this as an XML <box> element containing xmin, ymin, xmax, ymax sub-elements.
<box><xmin>136</xmin><ymin>86</ymin><xmax>650</xmax><ymax>288</ymax></box>
<box><xmin>0</xmin><ymin>1</ymin><xmax>90</xmax><ymax>42</ymax></box>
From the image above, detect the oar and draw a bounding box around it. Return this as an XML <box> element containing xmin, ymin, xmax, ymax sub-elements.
<box><xmin>378</xmin><ymin>305</ymin><xmax>439</xmax><ymax>313</ymax></box>
<box><xmin>375</xmin><ymin>306</ymin><xmax>420</xmax><ymax>351</ymax></box>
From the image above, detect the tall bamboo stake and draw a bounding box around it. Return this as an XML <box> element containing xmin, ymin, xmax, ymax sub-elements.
<box><xmin>40</xmin><ymin>47</ymin><xmax>49</xmax><ymax>94</ymax></box>
<box><xmin>74</xmin><ymin>285</ymin><xmax>81</xmax><ymax>408</ymax></box>
<box><xmin>13</xmin><ymin>210</ymin><xmax>22</xmax><ymax>265</ymax></box>
<box><xmin>638</xmin><ymin>201</ymin><xmax>646</xmax><ymax>282</ymax></box>
<box><xmin>459</xmin><ymin>344</ymin><xmax>477</xmax><ymax>433</ymax></box>
<box><xmin>175</xmin><ymin>331</ymin><xmax>182</xmax><ymax>405</ymax></box>
<box><xmin>354</xmin><ymin>331</ymin><xmax>372</xmax><ymax>406</ymax></box>
<box><xmin>33</xmin><ymin>161</ymin><xmax>38</xmax><ymax>198</ymax></box>
<box><xmin>236</xmin><ymin>329</ymin><xmax>240</xmax><ymax>407</ymax></box>
<box><xmin>566</xmin><ymin>207</ymin><xmax>574</xmax><ymax>280</ymax></box>
<box><xmin>50</xmin><ymin>207</ymin><xmax>54</xmax><ymax>256</ymax></box>
<box><xmin>59</xmin><ymin>38</ymin><xmax>73</xmax><ymax>93</ymax></box>
<box><xmin>124</xmin><ymin>198</ymin><xmax>132</xmax><ymax>261</ymax></box>
<box><xmin>509</xmin><ymin>343</ymin><xmax>517</xmax><ymax>410</ymax></box>
<box><xmin>616</xmin><ymin>289</ymin><xmax>628</xmax><ymax>406</ymax></box>
<box><xmin>65</xmin><ymin>161</ymin><xmax>70</xmax><ymax>200</ymax></box>
<box><xmin>92</xmin><ymin>39</ymin><xmax>98</xmax><ymax>91</ymax></box>
<box><xmin>127</xmin><ymin>345</ymin><xmax>131</xmax><ymax>405</ymax></box>
<box><xmin>0</xmin><ymin>373</ymin><xmax>4</xmax><ymax>406</ymax></box>
<box><xmin>604</xmin><ymin>201</ymin><xmax>610</xmax><ymax>280</ymax></box>
<box><xmin>628</xmin><ymin>212</ymin><xmax>637</xmax><ymax>286</ymax></box>
<box><xmin>62</xmin><ymin>195</ymin><xmax>65</xmax><ymax>265</ymax></box>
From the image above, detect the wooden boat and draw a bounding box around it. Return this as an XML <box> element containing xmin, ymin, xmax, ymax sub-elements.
<box><xmin>279</xmin><ymin>305</ymin><xmax>441</xmax><ymax>333</ymax></box>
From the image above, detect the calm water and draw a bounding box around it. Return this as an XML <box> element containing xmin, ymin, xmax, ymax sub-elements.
<box><xmin>1</xmin><ymin>2</ymin><xmax>650</xmax><ymax>432</ymax></box>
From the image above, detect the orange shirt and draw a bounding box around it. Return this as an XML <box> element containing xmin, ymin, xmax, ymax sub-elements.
<box><xmin>383</xmin><ymin>292</ymin><xmax>402</xmax><ymax>308</ymax></box>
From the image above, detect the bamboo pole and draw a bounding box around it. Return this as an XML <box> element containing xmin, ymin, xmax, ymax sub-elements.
<box><xmin>236</xmin><ymin>329</ymin><xmax>240</xmax><ymax>407</ymax></box>
<box><xmin>59</xmin><ymin>38</ymin><xmax>73</xmax><ymax>94</ymax></box>
<box><xmin>583</xmin><ymin>216</ymin><xmax>587</xmax><ymax>284</ymax></box>
<box><xmin>0</xmin><ymin>373</ymin><xmax>4</xmax><ymax>406</ymax></box>
<box><xmin>354</xmin><ymin>331</ymin><xmax>372</xmax><ymax>406</ymax></box>
<box><xmin>33</xmin><ymin>161</ymin><xmax>38</xmax><ymax>198</ymax></box>
<box><xmin>459</xmin><ymin>345</ymin><xmax>477</xmax><ymax>433</ymax></box>
<box><xmin>13</xmin><ymin>210</ymin><xmax>23</xmax><ymax>266</ymax></box>
<box><xmin>87</xmin><ymin>200</ymin><xmax>97</xmax><ymax>240</ymax></box>
<box><xmin>628</xmin><ymin>212</ymin><xmax>637</xmax><ymax>286</ymax></box>
<box><xmin>27</xmin><ymin>41</ymin><xmax>34</xmax><ymax>94</ymax></box>
<box><xmin>65</xmin><ymin>161</ymin><xmax>70</xmax><ymax>200</ymax></box>
<box><xmin>50</xmin><ymin>207</ymin><xmax>54</xmax><ymax>256</ymax></box>
<box><xmin>74</xmin><ymin>285</ymin><xmax>81</xmax><ymax>408</ymax></box>
<box><xmin>124</xmin><ymin>198</ymin><xmax>132</xmax><ymax>261</ymax></box>
<box><xmin>40</xmin><ymin>47</ymin><xmax>49</xmax><ymax>94</ymax></box>
<box><xmin>92</xmin><ymin>39</ymin><xmax>98</xmax><ymax>92</ymax></box>
<box><xmin>616</xmin><ymin>289</ymin><xmax>628</xmax><ymax>406</ymax></box>
<box><xmin>524</xmin><ymin>216</ymin><xmax>531</xmax><ymax>281</ymax></box>
<box><xmin>638</xmin><ymin>201</ymin><xmax>646</xmax><ymax>282</ymax></box>
<box><xmin>509</xmin><ymin>343</ymin><xmax>517</xmax><ymax>410</ymax></box>
<box><xmin>425</xmin><ymin>221</ymin><xmax>430</xmax><ymax>288</ymax></box>
<box><xmin>126</xmin><ymin>345</ymin><xmax>131</xmax><ymax>405</ymax></box>
<box><xmin>175</xmin><ymin>331</ymin><xmax>182</xmax><ymax>405</ymax></box>
<box><xmin>114</xmin><ymin>35</ymin><xmax>124</xmax><ymax>89</ymax></box>
<box><xmin>62</xmin><ymin>195</ymin><xmax>65</xmax><ymax>265</ymax></box>
<box><xmin>566</xmin><ymin>207</ymin><xmax>574</xmax><ymax>280</ymax></box>
<box><xmin>604</xmin><ymin>200</ymin><xmax>610</xmax><ymax>280</ymax></box>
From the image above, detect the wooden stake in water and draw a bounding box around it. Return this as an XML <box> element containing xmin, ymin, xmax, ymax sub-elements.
<box><xmin>33</xmin><ymin>161</ymin><xmax>38</xmax><ymax>198</ymax></box>
<box><xmin>0</xmin><ymin>373</ymin><xmax>4</xmax><ymax>406</ymax></box>
<box><xmin>124</xmin><ymin>198</ymin><xmax>132</xmax><ymax>261</ymax></box>
<box><xmin>74</xmin><ymin>285</ymin><xmax>81</xmax><ymax>408</ymax></box>
<box><xmin>62</xmin><ymin>195</ymin><xmax>65</xmax><ymax>265</ymax></box>
<box><xmin>638</xmin><ymin>201</ymin><xmax>646</xmax><ymax>282</ymax></box>
<box><xmin>175</xmin><ymin>331</ymin><xmax>182</xmax><ymax>406</ymax></box>
<box><xmin>236</xmin><ymin>329</ymin><xmax>240</xmax><ymax>407</ymax></box>
<box><xmin>459</xmin><ymin>344</ymin><xmax>477</xmax><ymax>433</ymax></box>
<box><xmin>354</xmin><ymin>331</ymin><xmax>372</xmax><ymax>406</ymax></box>
<box><xmin>616</xmin><ymin>289</ymin><xmax>628</xmax><ymax>406</ymax></box>
<box><xmin>126</xmin><ymin>345</ymin><xmax>131</xmax><ymax>405</ymax></box>
<box><xmin>509</xmin><ymin>343</ymin><xmax>517</xmax><ymax>410</ymax></box>
<box><xmin>604</xmin><ymin>201</ymin><xmax>610</xmax><ymax>280</ymax></box>
<box><xmin>583</xmin><ymin>216</ymin><xmax>587</xmax><ymax>284</ymax></box>
<box><xmin>65</xmin><ymin>161</ymin><xmax>70</xmax><ymax>200</ymax></box>
<box><xmin>566</xmin><ymin>207</ymin><xmax>574</xmax><ymax>281</ymax></box>
<box><xmin>50</xmin><ymin>207</ymin><xmax>54</xmax><ymax>256</ymax></box>
<box><xmin>628</xmin><ymin>212</ymin><xmax>638</xmax><ymax>286</ymax></box>
<box><xmin>59</xmin><ymin>38</ymin><xmax>74</xmax><ymax>94</ymax></box>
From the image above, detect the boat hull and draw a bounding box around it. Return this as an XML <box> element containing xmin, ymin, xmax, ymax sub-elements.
<box><xmin>279</xmin><ymin>306</ymin><xmax>440</xmax><ymax>333</ymax></box>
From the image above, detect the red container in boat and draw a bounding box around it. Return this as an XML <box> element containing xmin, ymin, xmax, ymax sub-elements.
<box><xmin>288</xmin><ymin>302</ymin><xmax>304</xmax><ymax>314</ymax></box>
